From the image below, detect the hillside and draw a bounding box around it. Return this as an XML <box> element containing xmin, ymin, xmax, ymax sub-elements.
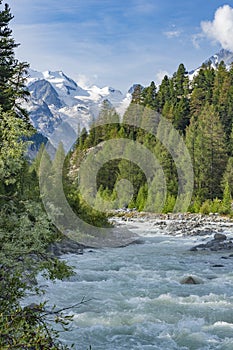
<box><xmin>64</xmin><ymin>51</ymin><xmax>233</xmax><ymax>217</ymax></box>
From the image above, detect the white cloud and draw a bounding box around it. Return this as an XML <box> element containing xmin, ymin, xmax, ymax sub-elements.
<box><xmin>192</xmin><ymin>33</ymin><xmax>204</xmax><ymax>49</ymax></box>
<box><xmin>201</xmin><ymin>5</ymin><xmax>233</xmax><ymax>52</ymax></box>
<box><xmin>75</xmin><ymin>74</ymin><xmax>98</xmax><ymax>89</ymax></box>
<box><xmin>163</xmin><ymin>30</ymin><xmax>181</xmax><ymax>39</ymax></box>
<box><xmin>155</xmin><ymin>70</ymin><xmax>170</xmax><ymax>85</ymax></box>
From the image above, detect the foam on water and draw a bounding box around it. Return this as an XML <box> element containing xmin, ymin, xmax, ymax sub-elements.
<box><xmin>26</xmin><ymin>230</ymin><xmax>233</xmax><ymax>349</ymax></box>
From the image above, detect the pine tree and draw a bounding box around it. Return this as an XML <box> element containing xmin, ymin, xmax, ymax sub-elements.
<box><xmin>190</xmin><ymin>64</ymin><xmax>215</xmax><ymax>118</ymax></box>
<box><xmin>122</xmin><ymin>103</ymin><xmax>144</xmax><ymax>138</ymax></box>
<box><xmin>173</xmin><ymin>63</ymin><xmax>189</xmax><ymax>98</ymax></box>
<box><xmin>136</xmin><ymin>183</ymin><xmax>148</xmax><ymax>211</ymax></box>
<box><xmin>157</xmin><ymin>75</ymin><xmax>172</xmax><ymax>112</ymax></box>
<box><xmin>172</xmin><ymin>64</ymin><xmax>190</xmax><ymax>131</ymax></box>
<box><xmin>185</xmin><ymin>115</ymin><xmax>198</xmax><ymax>192</ymax></box>
<box><xmin>142</xmin><ymin>81</ymin><xmax>158</xmax><ymax>109</ymax></box>
<box><xmin>131</xmin><ymin>84</ymin><xmax>144</xmax><ymax>104</ymax></box>
<box><xmin>213</xmin><ymin>61</ymin><xmax>227</xmax><ymax>106</ymax></box>
<box><xmin>222</xmin><ymin>157</ymin><xmax>233</xmax><ymax>196</ymax></box>
<box><xmin>186</xmin><ymin>103</ymin><xmax>227</xmax><ymax>200</ymax></box>
<box><xmin>78</xmin><ymin>127</ymin><xmax>88</xmax><ymax>148</ymax></box>
<box><xmin>161</xmin><ymin>100</ymin><xmax>174</xmax><ymax>121</ymax></box>
<box><xmin>173</xmin><ymin>96</ymin><xmax>190</xmax><ymax>132</ymax></box>
<box><xmin>0</xmin><ymin>1</ymin><xmax>29</xmax><ymax>117</ymax></box>
<box><xmin>91</xmin><ymin>100</ymin><xmax>120</xmax><ymax>144</ymax></box>
<box><xmin>0</xmin><ymin>3</ymin><xmax>74</xmax><ymax>348</ymax></box>
<box><xmin>220</xmin><ymin>181</ymin><xmax>232</xmax><ymax>214</ymax></box>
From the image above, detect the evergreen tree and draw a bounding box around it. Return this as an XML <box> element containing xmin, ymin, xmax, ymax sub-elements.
<box><xmin>186</xmin><ymin>103</ymin><xmax>227</xmax><ymax>200</ymax></box>
<box><xmin>136</xmin><ymin>183</ymin><xmax>148</xmax><ymax>211</ymax></box>
<box><xmin>222</xmin><ymin>157</ymin><xmax>233</xmax><ymax>196</ymax></box>
<box><xmin>140</xmin><ymin>106</ymin><xmax>160</xmax><ymax>135</ymax></box>
<box><xmin>160</xmin><ymin>64</ymin><xmax>191</xmax><ymax>132</ymax></box>
<box><xmin>157</xmin><ymin>75</ymin><xmax>172</xmax><ymax>112</ymax></box>
<box><xmin>213</xmin><ymin>61</ymin><xmax>227</xmax><ymax>106</ymax></box>
<box><xmin>0</xmin><ymin>3</ymin><xmax>74</xmax><ymax>348</ymax></box>
<box><xmin>161</xmin><ymin>100</ymin><xmax>174</xmax><ymax>121</ymax></box>
<box><xmin>173</xmin><ymin>96</ymin><xmax>190</xmax><ymax>132</ymax></box>
<box><xmin>122</xmin><ymin>103</ymin><xmax>144</xmax><ymax>138</ymax></box>
<box><xmin>142</xmin><ymin>81</ymin><xmax>158</xmax><ymax>109</ymax></box>
<box><xmin>131</xmin><ymin>84</ymin><xmax>144</xmax><ymax>104</ymax></box>
<box><xmin>217</xmin><ymin>67</ymin><xmax>233</xmax><ymax>138</ymax></box>
<box><xmin>0</xmin><ymin>1</ymin><xmax>29</xmax><ymax>117</ymax></box>
<box><xmin>173</xmin><ymin>63</ymin><xmax>189</xmax><ymax>97</ymax></box>
<box><xmin>185</xmin><ymin>115</ymin><xmax>198</xmax><ymax>192</ymax></box>
<box><xmin>154</xmin><ymin>140</ymin><xmax>178</xmax><ymax>197</ymax></box>
<box><xmin>88</xmin><ymin>100</ymin><xmax>120</xmax><ymax>145</ymax></box>
<box><xmin>78</xmin><ymin>127</ymin><xmax>88</xmax><ymax>148</ymax></box>
<box><xmin>190</xmin><ymin>64</ymin><xmax>215</xmax><ymax>118</ymax></box>
<box><xmin>220</xmin><ymin>181</ymin><xmax>232</xmax><ymax>214</ymax></box>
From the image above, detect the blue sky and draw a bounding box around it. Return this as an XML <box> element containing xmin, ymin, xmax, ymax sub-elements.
<box><xmin>6</xmin><ymin>0</ymin><xmax>233</xmax><ymax>91</ymax></box>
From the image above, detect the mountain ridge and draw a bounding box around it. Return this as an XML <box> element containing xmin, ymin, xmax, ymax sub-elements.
<box><xmin>189</xmin><ymin>49</ymin><xmax>233</xmax><ymax>76</ymax></box>
<box><xmin>25</xmin><ymin>49</ymin><xmax>233</xmax><ymax>152</ymax></box>
<box><xmin>25</xmin><ymin>68</ymin><xmax>131</xmax><ymax>151</ymax></box>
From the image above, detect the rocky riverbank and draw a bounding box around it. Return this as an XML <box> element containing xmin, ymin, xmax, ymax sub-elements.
<box><xmin>49</xmin><ymin>226</ymin><xmax>141</xmax><ymax>256</ymax></box>
<box><xmin>110</xmin><ymin>211</ymin><xmax>233</xmax><ymax>252</ymax></box>
<box><xmin>51</xmin><ymin>212</ymin><xmax>233</xmax><ymax>255</ymax></box>
<box><xmin>110</xmin><ymin>211</ymin><xmax>233</xmax><ymax>236</ymax></box>
<box><xmin>49</xmin><ymin>237</ymin><xmax>86</xmax><ymax>256</ymax></box>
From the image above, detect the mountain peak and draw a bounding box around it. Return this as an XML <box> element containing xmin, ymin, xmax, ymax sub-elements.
<box><xmin>189</xmin><ymin>49</ymin><xmax>233</xmax><ymax>78</ymax></box>
<box><xmin>203</xmin><ymin>49</ymin><xmax>233</xmax><ymax>68</ymax></box>
<box><xmin>25</xmin><ymin>68</ymin><xmax>131</xmax><ymax>150</ymax></box>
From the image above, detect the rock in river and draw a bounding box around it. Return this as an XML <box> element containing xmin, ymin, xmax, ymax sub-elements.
<box><xmin>180</xmin><ymin>276</ymin><xmax>202</xmax><ymax>284</ymax></box>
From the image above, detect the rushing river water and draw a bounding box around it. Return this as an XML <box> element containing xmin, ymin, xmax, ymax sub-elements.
<box><xmin>34</xmin><ymin>221</ymin><xmax>233</xmax><ymax>349</ymax></box>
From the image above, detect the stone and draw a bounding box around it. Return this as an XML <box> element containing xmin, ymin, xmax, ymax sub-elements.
<box><xmin>214</xmin><ymin>233</ymin><xmax>227</xmax><ymax>241</ymax></box>
<box><xmin>49</xmin><ymin>237</ymin><xmax>85</xmax><ymax>256</ymax></box>
<box><xmin>180</xmin><ymin>276</ymin><xmax>202</xmax><ymax>284</ymax></box>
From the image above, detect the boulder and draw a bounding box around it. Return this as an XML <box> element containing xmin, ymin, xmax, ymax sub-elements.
<box><xmin>180</xmin><ymin>276</ymin><xmax>202</xmax><ymax>284</ymax></box>
<box><xmin>190</xmin><ymin>233</ymin><xmax>232</xmax><ymax>251</ymax></box>
<box><xmin>214</xmin><ymin>233</ymin><xmax>227</xmax><ymax>241</ymax></box>
<box><xmin>49</xmin><ymin>237</ymin><xmax>85</xmax><ymax>256</ymax></box>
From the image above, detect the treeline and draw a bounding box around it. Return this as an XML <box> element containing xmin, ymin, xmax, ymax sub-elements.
<box><xmin>68</xmin><ymin>62</ymin><xmax>233</xmax><ymax>215</ymax></box>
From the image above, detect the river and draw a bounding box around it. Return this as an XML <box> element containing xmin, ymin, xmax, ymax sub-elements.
<box><xmin>34</xmin><ymin>220</ymin><xmax>233</xmax><ymax>349</ymax></box>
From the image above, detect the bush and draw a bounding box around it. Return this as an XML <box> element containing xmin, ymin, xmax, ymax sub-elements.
<box><xmin>200</xmin><ymin>200</ymin><xmax>211</xmax><ymax>215</ymax></box>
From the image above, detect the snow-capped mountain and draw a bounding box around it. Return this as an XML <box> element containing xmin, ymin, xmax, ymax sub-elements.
<box><xmin>189</xmin><ymin>49</ymin><xmax>233</xmax><ymax>78</ymax></box>
<box><xmin>25</xmin><ymin>49</ymin><xmax>233</xmax><ymax>153</ymax></box>
<box><xmin>203</xmin><ymin>49</ymin><xmax>233</xmax><ymax>68</ymax></box>
<box><xmin>25</xmin><ymin>69</ymin><xmax>131</xmax><ymax>151</ymax></box>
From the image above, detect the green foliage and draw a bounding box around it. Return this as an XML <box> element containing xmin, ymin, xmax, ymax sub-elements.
<box><xmin>131</xmin><ymin>84</ymin><xmax>144</xmax><ymax>104</ymax></box>
<box><xmin>64</xmin><ymin>170</ymin><xmax>111</xmax><ymax>229</ymax></box>
<box><xmin>142</xmin><ymin>81</ymin><xmax>158</xmax><ymax>109</ymax></box>
<box><xmin>0</xmin><ymin>201</ymin><xmax>74</xmax><ymax>349</ymax></box>
<box><xmin>0</xmin><ymin>2</ymin><xmax>75</xmax><ymax>348</ymax></box>
<box><xmin>186</xmin><ymin>103</ymin><xmax>227</xmax><ymax>200</ymax></box>
<box><xmin>200</xmin><ymin>200</ymin><xmax>211</xmax><ymax>215</ymax></box>
<box><xmin>222</xmin><ymin>157</ymin><xmax>233</xmax><ymax>196</ymax></box>
<box><xmin>0</xmin><ymin>1</ymin><xmax>29</xmax><ymax>117</ymax></box>
<box><xmin>188</xmin><ymin>196</ymin><xmax>201</xmax><ymax>213</ymax></box>
<box><xmin>210</xmin><ymin>198</ymin><xmax>222</xmax><ymax>213</ymax></box>
<box><xmin>136</xmin><ymin>184</ymin><xmax>148</xmax><ymax>211</ymax></box>
<box><xmin>220</xmin><ymin>181</ymin><xmax>232</xmax><ymax>215</ymax></box>
<box><xmin>0</xmin><ymin>305</ymin><xmax>70</xmax><ymax>350</ymax></box>
<box><xmin>66</xmin><ymin>48</ymin><xmax>233</xmax><ymax>219</ymax></box>
<box><xmin>162</xmin><ymin>195</ymin><xmax>176</xmax><ymax>213</ymax></box>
